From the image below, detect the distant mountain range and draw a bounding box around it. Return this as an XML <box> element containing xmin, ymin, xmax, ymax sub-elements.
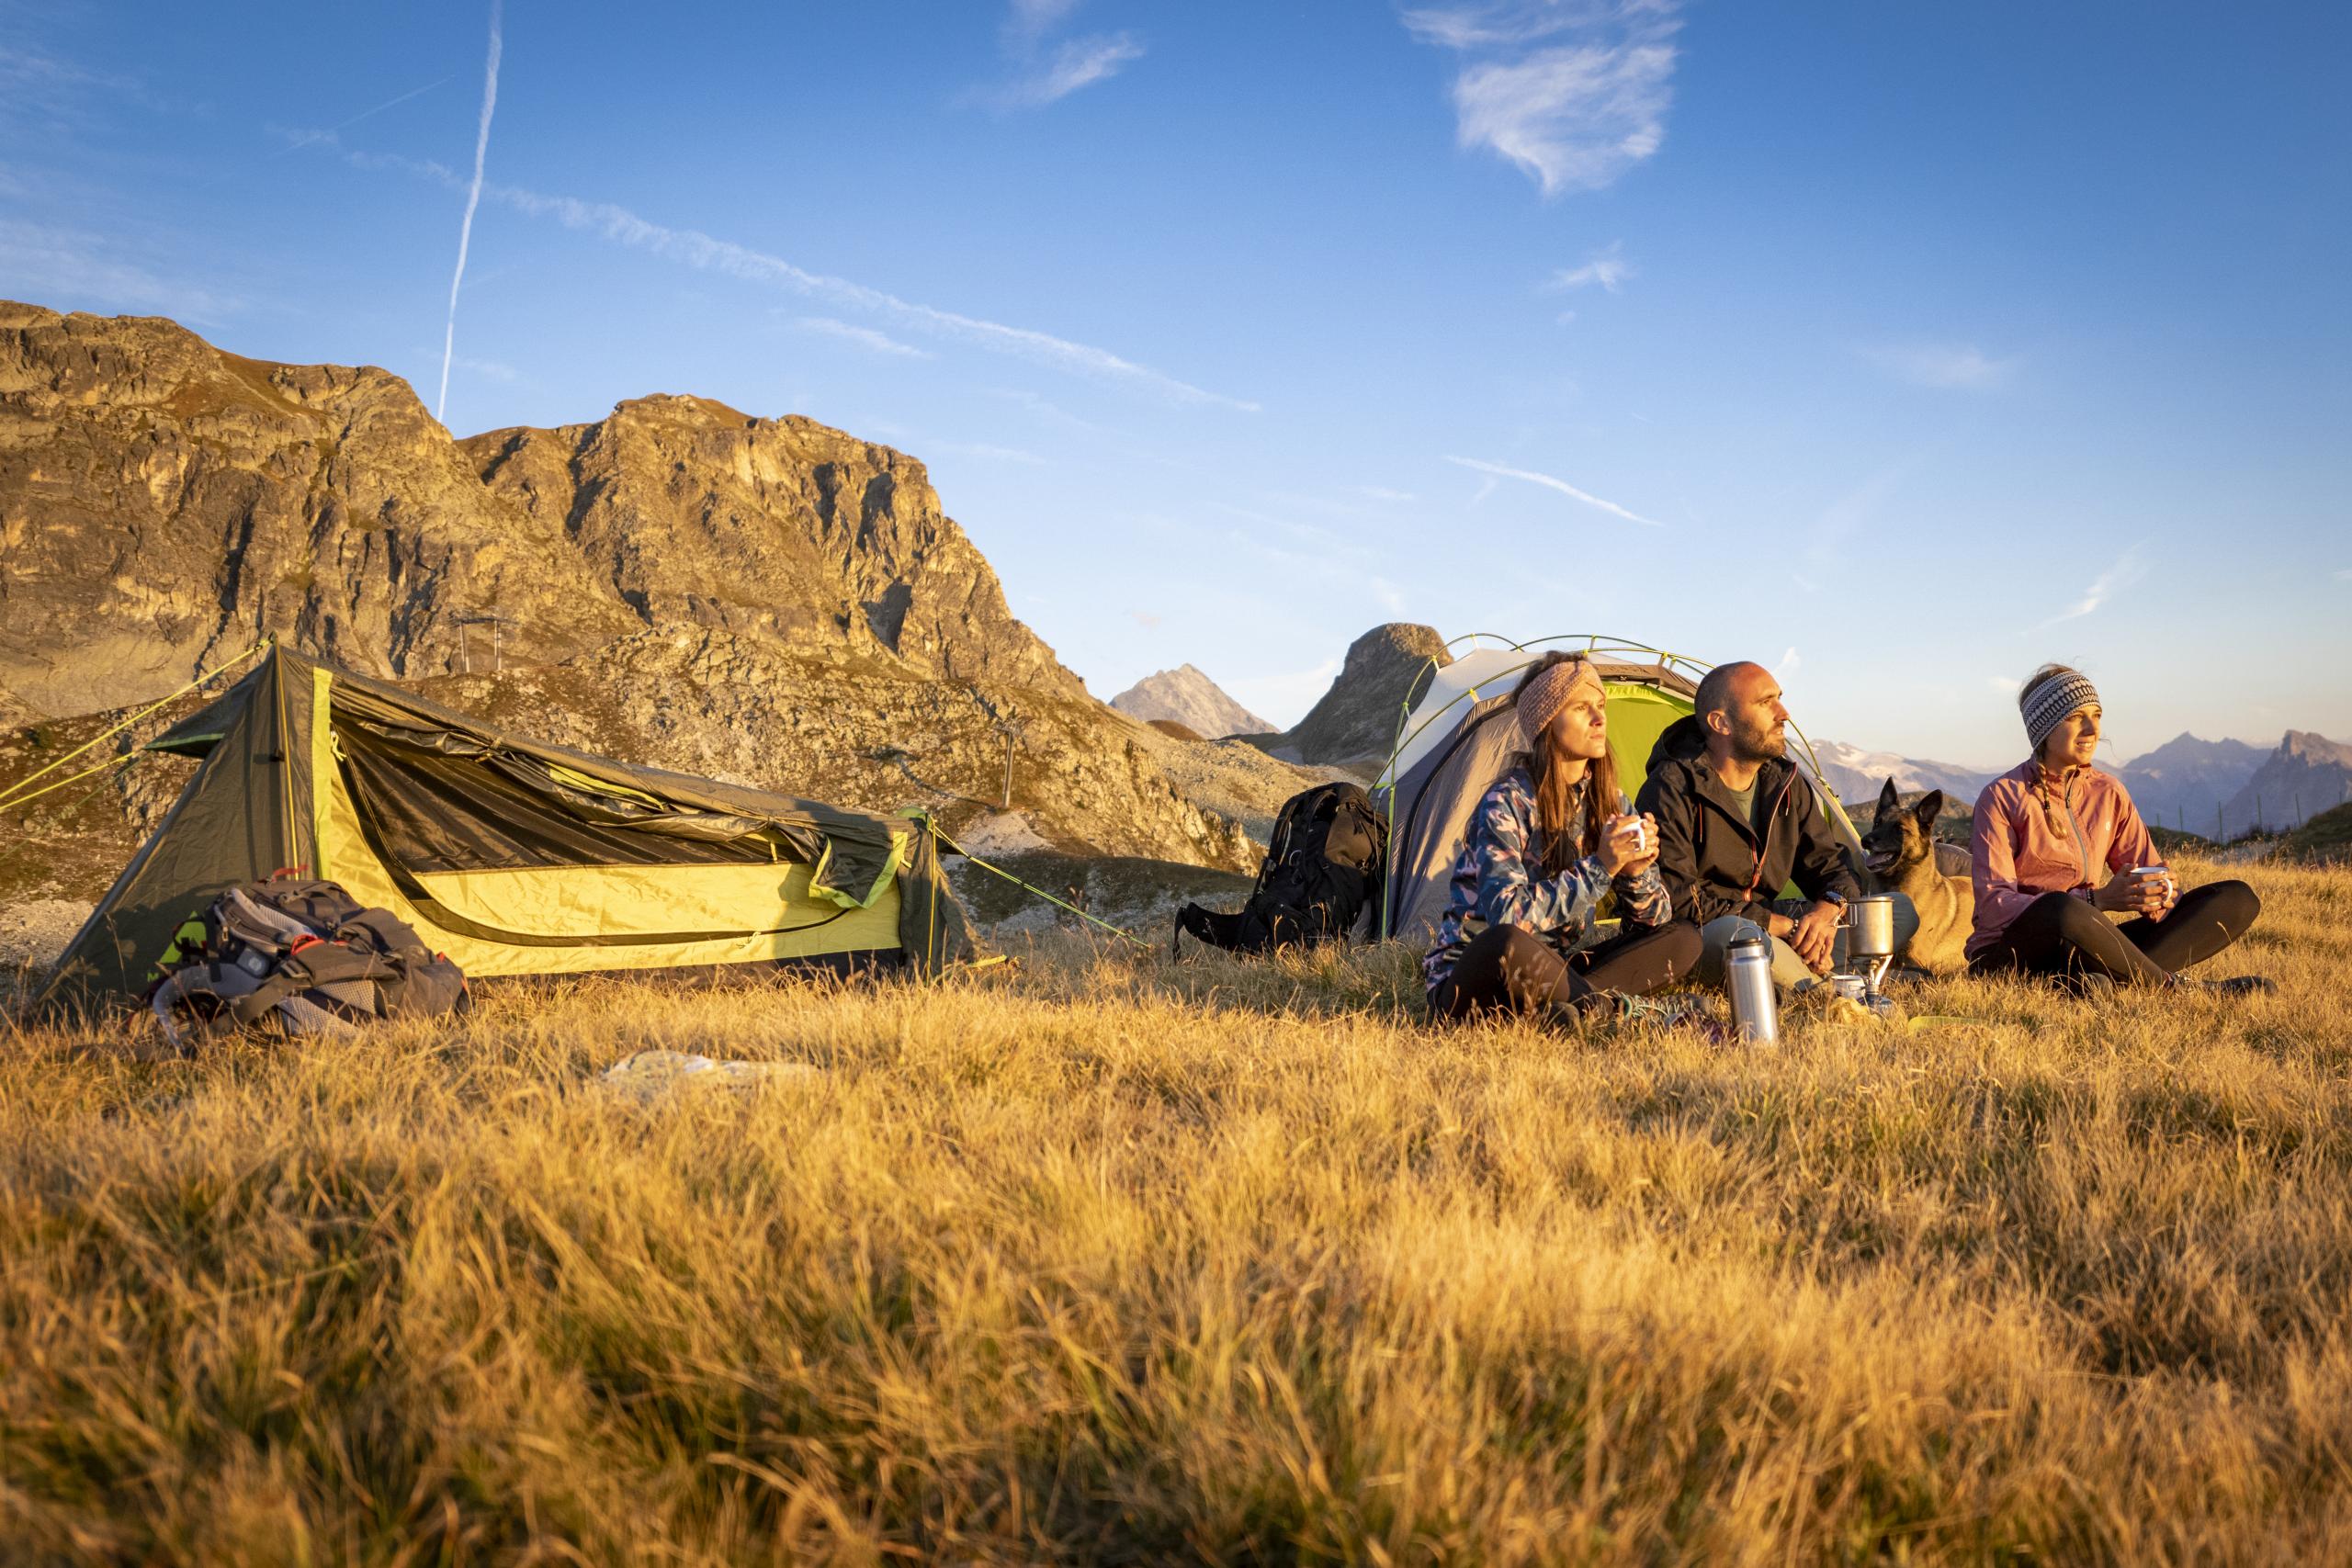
<box><xmin>1108</xmin><ymin>665</ymin><xmax>1271</xmax><ymax>739</ymax></box>
<box><xmin>2222</xmin><ymin>731</ymin><xmax>2352</xmax><ymax>834</ymax></box>
<box><xmin>1805</xmin><ymin>741</ymin><xmax>1995</xmax><ymax>807</ymax></box>
<box><xmin>2113</xmin><ymin>733</ymin><xmax>2270</xmax><ymax>834</ymax></box>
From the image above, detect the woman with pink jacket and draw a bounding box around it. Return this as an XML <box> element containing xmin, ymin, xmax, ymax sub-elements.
<box><xmin>1968</xmin><ymin>664</ymin><xmax>2267</xmax><ymax>995</ymax></box>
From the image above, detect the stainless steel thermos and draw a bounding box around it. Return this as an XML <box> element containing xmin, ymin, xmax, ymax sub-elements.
<box><xmin>1725</xmin><ymin>924</ymin><xmax>1778</xmax><ymax>1045</ymax></box>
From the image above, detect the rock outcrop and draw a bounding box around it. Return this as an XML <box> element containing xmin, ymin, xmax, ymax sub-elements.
<box><xmin>1268</xmin><ymin>623</ymin><xmax>1451</xmax><ymax>766</ymax></box>
<box><xmin>0</xmin><ymin>300</ymin><xmax>1267</xmax><ymax>877</ymax></box>
<box><xmin>1109</xmin><ymin>664</ymin><xmax>1272</xmax><ymax>739</ymax></box>
<box><xmin>2115</xmin><ymin>733</ymin><xmax>2267</xmax><ymax>834</ymax></box>
<box><xmin>2221</xmin><ymin>731</ymin><xmax>2352</xmax><ymax>835</ymax></box>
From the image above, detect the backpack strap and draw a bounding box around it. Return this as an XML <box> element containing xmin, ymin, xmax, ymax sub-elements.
<box><xmin>226</xmin><ymin>942</ymin><xmax>401</xmax><ymax>1026</ymax></box>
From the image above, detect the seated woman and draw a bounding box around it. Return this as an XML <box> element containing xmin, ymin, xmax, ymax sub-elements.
<box><xmin>1426</xmin><ymin>652</ymin><xmax>1703</xmax><ymax>1027</ymax></box>
<box><xmin>1968</xmin><ymin>664</ymin><xmax>2267</xmax><ymax>995</ymax></box>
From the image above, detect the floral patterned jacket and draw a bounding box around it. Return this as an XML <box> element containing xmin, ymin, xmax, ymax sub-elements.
<box><xmin>1422</xmin><ymin>765</ymin><xmax>1675</xmax><ymax>998</ymax></box>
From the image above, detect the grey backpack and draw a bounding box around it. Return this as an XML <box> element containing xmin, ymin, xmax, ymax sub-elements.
<box><xmin>149</xmin><ymin>878</ymin><xmax>469</xmax><ymax>1052</ymax></box>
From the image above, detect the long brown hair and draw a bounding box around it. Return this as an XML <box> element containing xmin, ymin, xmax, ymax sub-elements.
<box><xmin>1513</xmin><ymin>651</ymin><xmax>1619</xmax><ymax>875</ymax></box>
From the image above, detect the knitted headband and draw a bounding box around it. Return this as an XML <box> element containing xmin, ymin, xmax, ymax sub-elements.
<box><xmin>2021</xmin><ymin>671</ymin><xmax>2099</xmax><ymax>751</ymax></box>
<box><xmin>1518</xmin><ymin>658</ymin><xmax>1602</xmax><ymax>747</ymax></box>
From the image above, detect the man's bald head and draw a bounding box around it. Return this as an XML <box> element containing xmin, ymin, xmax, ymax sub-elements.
<box><xmin>1695</xmin><ymin>661</ymin><xmax>1789</xmax><ymax>763</ymax></box>
<box><xmin>1694</xmin><ymin>660</ymin><xmax>1769</xmax><ymax>723</ymax></box>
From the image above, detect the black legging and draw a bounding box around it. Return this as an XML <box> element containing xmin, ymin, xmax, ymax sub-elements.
<box><xmin>1968</xmin><ymin>881</ymin><xmax>2260</xmax><ymax>987</ymax></box>
<box><xmin>1432</xmin><ymin>921</ymin><xmax>1703</xmax><ymax>1025</ymax></box>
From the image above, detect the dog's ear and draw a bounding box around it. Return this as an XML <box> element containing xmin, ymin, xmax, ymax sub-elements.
<box><xmin>1912</xmin><ymin>790</ymin><xmax>1945</xmax><ymax>833</ymax></box>
<box><xmin>1876</xmin><ymin>778</ymin><xmax>1900</xmax><ymax>817</ymax></box>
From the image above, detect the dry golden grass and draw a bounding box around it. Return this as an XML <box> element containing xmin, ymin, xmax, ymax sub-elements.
<box><xmin>5</xmin><ymin>854</ymin><xmax>2351</xmax><ymax>1565</ymax></box>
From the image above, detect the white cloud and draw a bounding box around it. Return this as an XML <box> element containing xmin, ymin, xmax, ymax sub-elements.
<box><xmin>457</xmin><ymin>355</ymin><xmax>518</xmax><ymax>381</ymax></box>
<box><xmin>1000</xmin><ymin>33</ymin><xmax>1143</xmax><ymax>107</ymax></box>
<box><xmin>2041</xmin><ymin>545</ymin><xmax>2148</xmax><ymax>627</ymax></box>
<box><xmin>1862</xmin><ymin>343</ymin><xmax>2017</xmax><ymax>390</ymax></box>
<box><xmin>1128</xmin><ymin>608</ymin><xmax>1162</xmax><ymax>630</ymax></box>
<box><xmin>2336</xmin><ymin>568</ymin><xmax>2352</xmax><ymax>581</ymax></box>
<box><xmin>1776</xmin><ymin>647</ymin><xmax>1801</xmax><ymax>675</ymax></box>
<box><xmin>1547</xmin><ymin>240</ymin><xmax>1633</xmax><ymax>292</ymax></box>
<box><xmin>1986</xmin><ymin>675</ymin><xmax>2020</xmax><ymax>694</ymax></box>
<box><xmin>329</xmin><ymin>147</ymin><xmax>1254</xmax><ymax>410</ymax></box>
<box><xmin>975</xmin><ymin>1</ymin><xmax>1142</xmax><ymax>110</ymax></box>
<box><xmin>1358</xmin><ymin>485</ymin><xmax>1419</xmax><ymax>503</ymax></box>
<box><xmin>1446</xmin><ymin>455</ymin><xmax>1664</xmax><ymax>527</ymax></box>
<box><xmin>791</xmin><ymin>316</ymin><xmax>932</xmax><ymax>358</ymax></box>
<box><xmin>1555</xmin><ymin>309</ymin><xmax>1577</xmax><ymax>326</ymax></box>
<box><xmin>1408</xmin><ymin>4</ymin><xmax>1680</xmax><ymax>197</ymax></box>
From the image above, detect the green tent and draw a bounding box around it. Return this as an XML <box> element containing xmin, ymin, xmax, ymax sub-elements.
<box><xmin>1377</xmin><ymin>636</ymin><xmax>1864</xmax><ymax>944</ymax></box>
<box><xmin>36</xmin><ymin>648</ymin><xmax>971</xmax><ymax>1018</ymax></box>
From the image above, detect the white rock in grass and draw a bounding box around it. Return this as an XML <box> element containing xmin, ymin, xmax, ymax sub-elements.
<box><xmin>598</xmin><ymin>1050</ymin><xmax>821</xmax><ymax>1103</ymax></box>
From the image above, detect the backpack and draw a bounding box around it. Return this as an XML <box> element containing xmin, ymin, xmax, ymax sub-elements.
<box><xmin>1176</xmin><ymin>783</ymin><xmax>1388</xmax><ymax>955</ymax></box>
<box><xmin>147</xmin><ymin>875</ymin><xmax>469</xmax><ymax>1053</ymax></box>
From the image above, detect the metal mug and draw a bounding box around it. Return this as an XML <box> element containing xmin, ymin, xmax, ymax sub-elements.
<box><xmin>1829</xmin><ymin>973</ymin><xmax>1869</xmax><ymax>1004</ymax></box>
<box><xmin>1839</xmin><ymin>894</ymin><xmax>1898</xmax><ymax>960</ymax></box>
<box><xmin>2131</xmin><ymin>865</ymin><xmax>2177</xmax><ymax>909</ymax></box>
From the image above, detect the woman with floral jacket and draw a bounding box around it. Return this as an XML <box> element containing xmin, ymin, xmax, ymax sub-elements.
<box><xmin>1425</xmin><ymin>652</ymin><xmax>1702</xmax><ymax>1026</ymax></box>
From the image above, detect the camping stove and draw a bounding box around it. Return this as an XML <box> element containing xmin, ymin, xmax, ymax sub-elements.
<box><xmin>1836</xmin><ymin>895</ymin><xmax>1899</xmax><ymax>1010</ymax></box>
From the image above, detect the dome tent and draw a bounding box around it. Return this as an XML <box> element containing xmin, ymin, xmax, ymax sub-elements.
<box><xmin>34</xmin><ymin>646</ymin><xmax>971</xmax><ymax>1019</ymax></box>
<box><xmin>1375</xmin><ymin>635</ymin><xmax>1864</xmax><ymax>947</ymax></box>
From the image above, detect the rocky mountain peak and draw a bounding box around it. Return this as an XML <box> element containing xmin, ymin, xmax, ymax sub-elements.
<box><xmin>1267</xmin><ymin>623</ymin><xmax>1451</xmax><ymax>766</ymax></box>
<box><xmin>0</xmin><ymin>300</ymin><xmax>1080</xmax><ymax>719</ymax></box>
<box><xmin>1109</xmin><ymin>664</ymin><xmax>1272</xmax><ymax>739</ymax></box>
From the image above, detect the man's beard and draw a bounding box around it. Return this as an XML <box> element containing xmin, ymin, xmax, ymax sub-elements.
<box><xmin>1730</xmin><ymin>716</ymin><xmax>1786</xmax><ymax>763</ymax></box>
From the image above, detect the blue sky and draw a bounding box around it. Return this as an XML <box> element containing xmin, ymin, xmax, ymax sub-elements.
<box><xmin>5</xmin><ymin>0</ymin><xmax>2347</xmax><ymax>768</ymax></box>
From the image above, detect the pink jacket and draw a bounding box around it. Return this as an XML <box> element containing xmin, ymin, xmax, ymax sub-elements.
<box><xmin>1967</xmin><ymin>761</ymin><xmax>2162</xmax><ymax>960</ymax></box>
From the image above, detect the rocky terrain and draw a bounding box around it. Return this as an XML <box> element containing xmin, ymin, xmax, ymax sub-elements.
<box><xmin>1259</xmin><ymin>624</ymin><xmax>1451</xmax><ymax>769</ymax></box>
<box><xmin>0</xmin><ymin>302</ymin><xmax>1294</xmax><ymax>938</ymax></box>
<box><xmin>2222</xmin><ymin>730</ymin><xmax>2352</xmax><ymax>835</ymax></box>
<box><xmin>1109</xmin><ymin>665</ymin><xmax>1271</xmax><ymax>739</ymax></box>
<box><xmin>2115</xmin><ymin>733</ymin><xmax>2266</xmax><ymax>832</ymax></box>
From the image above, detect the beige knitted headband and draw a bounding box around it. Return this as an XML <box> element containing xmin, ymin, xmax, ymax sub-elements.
<box><xmin>1517</xmin><ymin>658</ymin><xmax>1602</xmax><ymax>746</ymax></box>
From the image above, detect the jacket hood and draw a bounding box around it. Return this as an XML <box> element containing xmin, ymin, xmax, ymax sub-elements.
<box><xmin>1648</xmin><ymin>714</ymin><xmax>1710</xmax><ymax>773</ymax></box>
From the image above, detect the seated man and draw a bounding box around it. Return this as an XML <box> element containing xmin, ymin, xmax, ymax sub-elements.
<box><xmin>1636</xmin><ymin>660</ymin><xmax>1900</xmax><ymax>989</ymax></box>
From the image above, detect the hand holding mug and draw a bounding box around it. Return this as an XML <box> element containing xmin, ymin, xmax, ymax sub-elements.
<box><xmin>1597</xmin><ymin>812</ymin><xmax>1649</xmax><ymax>875</ymax></box>
<box><xmin>2096</xmin><ymin>866</ymin><xmax>2171</xmax><ymax>916</ymax></box>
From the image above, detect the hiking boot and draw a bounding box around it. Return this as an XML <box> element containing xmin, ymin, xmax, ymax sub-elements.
<box><xmin>2186</xmin><ymin>975</ymin><xmax>2276</xmax><ymax>998</ymax></box>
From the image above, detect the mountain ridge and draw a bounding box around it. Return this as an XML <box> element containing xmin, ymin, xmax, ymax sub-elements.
<box><xmin>1109</xmin><ymin>664</ymin><xmax>1272</xmax><ymax>739</ymax></box>
<box><xmin>0</xmin><ymin>300</ymin><xmax>1272</xmax><ymax>876</ymax></box>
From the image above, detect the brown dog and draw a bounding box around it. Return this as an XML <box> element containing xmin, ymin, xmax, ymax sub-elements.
<box><xmin>1860</xmin><ymin>779</ymin><xmax>1973</xmax><ymax>976</ymax></box>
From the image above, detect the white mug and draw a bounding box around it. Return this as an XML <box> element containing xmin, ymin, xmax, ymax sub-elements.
<box><xmin>1617</xmin><ymin>817</ymin><xmax>1647</xmax><ymax>856</ymax></box>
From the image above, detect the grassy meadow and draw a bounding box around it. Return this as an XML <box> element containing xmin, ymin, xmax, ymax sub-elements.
<box><xmin>5</xmin><ymin>852</ymin><xmax>2352</xmax><ymax>1564</ymax></box>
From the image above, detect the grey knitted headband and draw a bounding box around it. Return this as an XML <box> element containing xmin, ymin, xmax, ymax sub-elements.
<box><xmin>2021</xmin><ymin>672</ymin><xmax>2099</xmax><ymax>750</ymax></box>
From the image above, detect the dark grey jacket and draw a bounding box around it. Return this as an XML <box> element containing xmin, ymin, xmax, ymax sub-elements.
<box><xmin>1634</xmin><ymin>715</ymin><xmax>1860</xmax><ymax>929</ymax></box>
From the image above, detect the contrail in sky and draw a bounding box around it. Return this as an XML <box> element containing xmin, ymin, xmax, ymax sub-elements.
<box><xmin>273</xmin><ymin>75</ymin><xmax>454</xmax><ymax>157</ymax></box>
<box><xmin>1446</xmin><ymin>456</ymin><xmax>1665</xmax><ymax>527</ymax></box>
<box><xmin>435</xmin><ymin>0</ymin><xmax>503</xmax><ymax>424</ymax></box>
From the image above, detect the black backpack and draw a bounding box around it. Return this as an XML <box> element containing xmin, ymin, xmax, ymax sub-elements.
<box><xmin>148</xmin><ymin>875</ymin><xmax>469</xmax><ymax>1052</ymax></box>
<box><xmin>1176</xmin><ymin>783</ymin><xmax>1388</xmax><ymax>955</ymax></box>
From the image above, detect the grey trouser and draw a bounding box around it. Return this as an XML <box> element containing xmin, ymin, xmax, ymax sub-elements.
<box><xmin>1692</xmin><ymin>894</ymin><xmax>1919</xmax><ymax>991</ymax></box>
